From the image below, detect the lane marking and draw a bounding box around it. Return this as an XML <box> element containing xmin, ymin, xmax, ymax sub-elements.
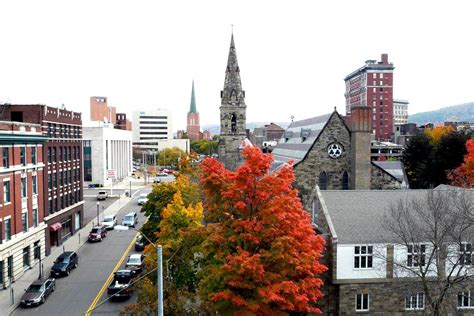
<box><xmin>84</xmin><ymin>232</ymin><xmax>138</xmax><ymax>315</ymax></box>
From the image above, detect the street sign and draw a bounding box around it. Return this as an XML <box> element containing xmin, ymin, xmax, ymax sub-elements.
<box><xmin>106</xmin><ymin>169</ymin><xmax>116</xmax><ymax>179</ymax></box>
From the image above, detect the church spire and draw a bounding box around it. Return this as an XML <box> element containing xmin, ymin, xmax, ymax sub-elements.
<box><xmin>189</xmin><ymin>80</ymin><xmax>197</xmax><ymax>113</ymax></box>
<box><xmin>221</xmin><ymin>34</ymin><xmax>244</xmax><ymax>103</ymax></box>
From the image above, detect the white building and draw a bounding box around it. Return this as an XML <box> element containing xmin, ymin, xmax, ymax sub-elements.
<box><xmin>83</xmin><ymin>124</ymin><xmax>133</xmax><ymax>186</ymax></box>
<box><xmin>132</xmin><ymin>109</ymin><xmax>172</xmax><ymax>142</ymax></box>
<box><xmin>393</xmin><ymin>99</ymin><xmax>409</xmax><ymax>126</ymax></box>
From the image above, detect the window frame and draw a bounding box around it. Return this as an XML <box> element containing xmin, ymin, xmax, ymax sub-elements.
<box><xmin>460</xmin><ymin>242</ymin><xmax>473</xmax><ymax>266</ymax></box>
<box><xmin>407</xmin><ymin>244</ymin><xmax>426</xmax><ymax>267</ymax></box>
<box><xmin>20</xmin><ymin>147</ymin><xmax>26</xmax><ymax>166</ymax></box>
<box><xmin>355</xmin><ymin>293</ymin><xmax>369</xmax><ymax>312</ymax></box>
<box><xmin>405</xmin><ymin>292</ymin><xmax>425</xmax><ymax>310</ymax></box>
<box><xmin>3</xmin><ymin>180</ymin><xmax>11</xmax><ymax>203</ymax></box>
<box><xmin>354</xmin><ymin>245</ymin><xmax>374</xmax><ymax>269</ymax></box>
<box><xmin>2</xmin><ymin>147</ymin><xmax>9</xmax><ymax>168</ymax></box>
<box><xmin>458</xmin><ymin>291</ymin><xmax>474</xmax><ymax>309</ymax></box>
<box><xmin>5</xmin><ymin>219</ymin><xmax>11</xmax><ymax>241</ymax></box>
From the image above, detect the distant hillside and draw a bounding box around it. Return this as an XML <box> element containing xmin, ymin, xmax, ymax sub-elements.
<box><xmin>409</xmin><ymin>102</ymin><xmax>474</xmax><ymax>125</ymax></box>
<box><xmin>202</xmin><ymin>122</ymin><xmax>290</xmax><ymax>136</ymax></box>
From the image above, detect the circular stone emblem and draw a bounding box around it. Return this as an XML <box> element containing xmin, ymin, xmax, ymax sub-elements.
<box><xmin>327</xmin><ymin>143</ymin><xmax>343</xmax><ymax>159</ymax></box>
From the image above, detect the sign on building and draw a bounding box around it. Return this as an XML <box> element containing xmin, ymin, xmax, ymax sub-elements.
<box><xmin>106</xmin><ymin>169</ymin><xmax>116</xmax><ymax>179</ymax></box>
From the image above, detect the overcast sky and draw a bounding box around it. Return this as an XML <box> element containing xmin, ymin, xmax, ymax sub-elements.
<box><xmin>1</xmin><ymin>1</ymin><xmax>473</xmax><ymax>131</ymax></box>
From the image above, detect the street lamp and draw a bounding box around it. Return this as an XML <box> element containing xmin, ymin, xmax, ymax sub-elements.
<box><xmin>114</xmin><ymin>225</ymin><xmax>163</xmax><ymax>316</ymax></box>
<box><xmin>96</xmin><ymin>202</ymin><xmax>100</xmax><ymax>225</ymax></box>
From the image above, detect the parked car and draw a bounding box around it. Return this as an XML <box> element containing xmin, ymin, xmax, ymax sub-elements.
<box><xmin>135</xmin><ymin>235</ymin><xmax>145</xmax><ymax>251</ymax></box>
<box><xmin>122</xmin><ymin>212</ymin><xmax>138</xmax><ymax>227</ymax></box>
<box><xmin>88</xmin><ymin>225</ymin><xmax>108</xmax><ymax>242</ymax></box>
<box><xmin>20</xmin><ymin>278</ymin><xmax>56</xmax><ymax>307</ymax></box>
<box><xmin>50</xmin><ymin>251</ymin><xmax>78</xmax><ymax>277</ymax></box>
<box><xmin>102</xmin><ymin>215</ymin><xmax>117</xmax><ymax>230</ymax></box>
<box><xmin>137</xmin><ymin>194</ymin><xmax>148</xmax><ymax>205</ymax></box>
<box><xmin>97</xmin><ymin>191</ymin><xmax>108</xmax><ymax>200</ymax></box>
<box><xmin>156</xmin><ymin>172</ymin><xmax>168</xmax><ymax>177</ymax></box>
<box><xmin>125</xmin><ymin>254</ymin><xmax>145</xmax><ymax>274</ymax></box>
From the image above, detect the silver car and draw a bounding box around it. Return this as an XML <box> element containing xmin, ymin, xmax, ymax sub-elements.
<box><xmin>21</xmin><ymin>278</ymin><xmax>56</xmax><ymax>307</ymax></box>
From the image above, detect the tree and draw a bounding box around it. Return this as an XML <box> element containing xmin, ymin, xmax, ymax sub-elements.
<box><xmin>158</xmin><ymin>147</ymin><xmax>187</xmax><ymax>168</ymax></box>
<box><xmin>191</xmin><ymin>139</ymin><xmax>218</xmax><ymax>156</ymax></box>
<box><xmin>382</xmin><ymin>189</ymin><xmax>474</xmax><ymax>315</ymax></box>
<box><xmin>140</xmin><ymin>174</ymin><xmax>200</xmax><ymax>243</ymax></box>
<box><xmin>199</xmin><ymin>147</ymin><xmax>326</xmax><ymax>315</ymax></box>
<box><xmin>402</xmin><ymin>130</ymin><xmax>469</xmax><ymax>188</ymax></box>
<box><xmin>425</xmin><ymin>126</ymin><xmax>454</xmax><ymax>144</ymax></box>
<box><xmin>124</xmin><ymin>190</ymin><xmax>205</xmax><ymax>315</ymax></box>
<box><xmin>449</xmin><ymin>139</ymin><xmax>474</xmax><ymax>188</ymax></box>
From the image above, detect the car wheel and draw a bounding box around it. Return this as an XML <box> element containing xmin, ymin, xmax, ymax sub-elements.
<box><xmin>52</xmin><ymin>284</ymin><xmax>56</xmax><ymax>291</ymax></box>
<box><xmin>74</xmin><ymin>261</ymin><xmax>78</xmax><ymax>268</ymax></box>
<box><xmin>41</xmin><ymin>296</ymin><xmax>45</xmax><ymax>304</ymax></box>
<box><xmin>66</xmin><ymin>269</ymin><xmax>70</xmax><ymax>276</ymax></box>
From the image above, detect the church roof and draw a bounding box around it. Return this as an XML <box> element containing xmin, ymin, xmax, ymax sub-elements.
<box><xmin>189</xmin><ymin>80</ymin><xmax>197</xmax><ymax>113</ymax></box>
<box><xmin>221</xmin><ymin>34</ymin><xmax>244</xmax><ymax>103</ymax></box>
<box><xmin>372</xmin><ymin>160</ymin><xmax>409</xmax><ymax>185</ymax></box>
<box><xmin>272</xmin><ymin>113</ymin><xmax>333</xmax><ymax>164</ymax></box>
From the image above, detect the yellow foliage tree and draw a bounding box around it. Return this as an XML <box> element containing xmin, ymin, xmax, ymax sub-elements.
<box><xmin>425</xmin><ymin>126</ymin><xmax>454</xmax><ymax>144</ymax></box>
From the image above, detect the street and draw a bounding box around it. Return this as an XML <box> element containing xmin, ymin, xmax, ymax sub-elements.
<box><xmin>12</xmin><ymin>190</ymin><xmax>151</xmax><ymax>316</ymax></box>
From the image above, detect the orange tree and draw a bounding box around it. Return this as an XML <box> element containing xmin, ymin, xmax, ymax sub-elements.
<box><xmin>199</xmin><ymin>147</ymin><xmax>326</xmax><ymax>315</ymax></box>
<box><xmin>449</xmin><ymin>139</ymin><xmax>474</xmax><ymax>187</ymax></box>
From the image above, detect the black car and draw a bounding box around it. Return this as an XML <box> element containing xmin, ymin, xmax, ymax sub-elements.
<box><xmin>135</xmin><ymin>235</ymin><xmax>145</xmax><ymax>252</ymax></box>
<box><xmin>50</xmin><ymin>251</ymin><xmax>78</xmax><ymax>277</ymax></box>
<box><xmin>20</xmin><ymin>278</ymin><xmax>56</xmax><ymax>307</ymax></box>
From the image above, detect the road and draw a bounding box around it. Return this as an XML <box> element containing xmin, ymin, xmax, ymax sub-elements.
<box><xmin>13</xmin><ymin>190</ymin><xmax>151</xmax><ymax>316</ymax></box>
<box><xmin>83</xmin><ymin>196</ymin><xmax>118</xmax><ymax>226</ymax></box>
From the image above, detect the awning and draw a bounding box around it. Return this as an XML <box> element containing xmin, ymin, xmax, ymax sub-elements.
<box><xmin>49</xmin><ymin>222</ymin><xmax>62</xmax><ymax>232</ymax></box>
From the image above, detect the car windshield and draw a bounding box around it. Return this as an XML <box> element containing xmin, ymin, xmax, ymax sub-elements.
<box><xmin>91</xmin><ymin>228</ymin><xmax>99</xmax><ymax>233</ymax></box>
<box><xmin>128</xmin><ymin>257</ymin><xmax>141</xmax><ymax>264</ymax></box>
<box><xmin>103</xmin><ymin>217</ymin><xmax>113</xmax><ymax>222</ymax></box>
<box><xmin>55</xmin><ymin>257</ymin><xmax>69</xmax><ymax>264</ymax></box>
<box><xmin>26</xmin><ymin>284</ymin><xmax>43</xmax><ymax>292</ymax></box>
<box><xmin>124</xmin><ymin>216</ymin><xmax>134</xmax><ymax>221</ymax></box>
<box><xmin>99</xmin><ymin>191</ymin><xmax>106</xmax><ymax>194</ymax></box>
<box><xmin>139</xmin><ymin>194</ymin><xmax>147</xmax><ymax>198</ymax></box>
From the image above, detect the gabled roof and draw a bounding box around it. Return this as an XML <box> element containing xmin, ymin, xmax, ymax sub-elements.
<box><xmin>372</xmin><ymin>160</ymin><xmax>409</xmax><ymax>186</ymax></box>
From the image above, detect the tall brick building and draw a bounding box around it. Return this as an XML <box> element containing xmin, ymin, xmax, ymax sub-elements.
<box><xmin>90</xmin><ymin>96</ymin><xmax>116</xmax><ymax>124</ymax></box>
<box><xmin>186</xmin><ymin>81</ymin><xmax>201</xmax><ymax>141</ymax></box>
<box><xmin>344</xmin><ymin>54</ymin><xmax>394</xmax><ymax>141</ymax></box>
<box><xmin>1</xmin><ymin>105</ymin><xmax>83</xmax><ymax>254</ymax></box>
<box><xmin>0</xmin><ymin>120</ymin><xmax>47</xmax><ymax>286</ymax></box>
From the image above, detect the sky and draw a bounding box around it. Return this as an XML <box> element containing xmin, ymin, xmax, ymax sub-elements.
<box><xmin>1</xmin><ymin>1</ymin><xmax>473</xmax><ymax>132</ymax></box>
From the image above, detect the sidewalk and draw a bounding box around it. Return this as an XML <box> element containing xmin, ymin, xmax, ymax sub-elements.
<box><xmin>0</xmin><ymin>194</ymin><xmax>135</xmax><ymax>316</ymax></box>
<box><xmin>84</xmin><ymin>177</ymin><xmax>150</xmax><ymax>197</ymax></box>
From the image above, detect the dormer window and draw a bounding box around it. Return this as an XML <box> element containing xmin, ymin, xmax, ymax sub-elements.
<box><xmin>231</xmin><ymin>114</ymin><xmax>237</xmax><ymax>133</ymax></box>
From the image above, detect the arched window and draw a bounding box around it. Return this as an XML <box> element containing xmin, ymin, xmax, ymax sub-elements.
<box><xmin>319</xmin><ymin>171</ymin><xmax>328</xmax><ymax>190</ymax></box>
<box><xmin>231</xmin><ymin>114</ymin><xmax>237</xmax><ymax>133</ymax></box>
<box><xmin>342</xmin><ymin>171</ymin><xmax>349</xmax><ymax>190</ymax></box>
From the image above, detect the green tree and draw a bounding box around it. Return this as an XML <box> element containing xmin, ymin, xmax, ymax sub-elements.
<box><xmin>158</xmin><ymin>147</ymin><xmax>187</xmax><ymax>168</ymax></box>
<box><xmin>190</xmin><ymin>139</ymin><xmax>218</xmax><ymax>156</ymax></box>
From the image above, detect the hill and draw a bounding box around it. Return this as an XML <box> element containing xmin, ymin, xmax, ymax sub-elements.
<box><xmin>202</xmin><ymin>122</ymin><xmax>289</xmax><ymax>136</ymax></box>
<box><xmin>409</xmin><ymin>102</ymin><xmax>474</xmax><ymax>125</ymax></box>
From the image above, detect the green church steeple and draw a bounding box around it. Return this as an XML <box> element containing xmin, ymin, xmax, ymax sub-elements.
<box><xmin>189</xmin><ymin>80</ymin><xmax>197</xmax><ymax>113</ymax></box>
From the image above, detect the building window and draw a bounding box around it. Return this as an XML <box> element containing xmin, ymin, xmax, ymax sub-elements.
<box><xmin>3</xmin><ymin>181</ymin><xmax>10</xmax><ymax>203</ymax></box>
<box><xmin>32</xmin><ymin>209</ymin><xmax>38</xmax><ymax>228</ymax></box>
<box><xmin>0</xmin><ymin>224</ymin><xmax>2</xmax><ymax>244</ymax></box>
<box><xmin>406</xmin><ymin>292</ymin><xmax>424</xmax><ymax>310</ymax></box>
<box><xmin>21</xmin><ymin>177</ymin><xmax>27</xmax><ymax>198</ymax></box>
<box><xmin>49</xmin><ymin>199</ymin><xmax>53</xmax><ymax>214</ymax></box>
<box><xmin>460</xmin><ymin>243</ymin><xmax>473</xmax><ymax>265</ymax></box>
<box><xmin>32</xmin><ymin>175</ymin><xmax>37</xmax><ymax>195</ymax></box>
<box><xmin>23</xmin><ymin>246</ymin><xmax>30</xmax><ymax>268</ymax></box>
<box><xmin>3</xmin><ymin>147</ymin><xmax>9</xmax><ymax>168</ymax></box>
<box><xmin>20</xmin><ymin>147</ymin><xmax>26</xmax><ymax>166</ymax></box>
<box><xmin>52</xmin><ymin>173</ymin><xmax>57</xmax><ymax>188</ymax></box>
<box><xmin>319</xmin><ymin>171</ymin><xmax>328</xmax><ymax>190</ymax></box>
<box><xmin>407</xmin><ymin>244</ymin><xmax>426</xmax><ymax>267</ymax></box>
<box><xmin>458</xmin><ymin>291</ymin><xmax>474</xmax><ymax>308</ymax></box>
<box><xmin>52</xmin><ymin>147</ymin><xmax>56</xmax><ymax>162</ymax></box>
<box><xmin>59</xmin><ymin>172</ymin><xmax>63</xmax><ymax>186</ymax></box>
<box><xmin>354</xmin><ymin>246</ymin><xmax>373</xmax><ymax>269</ymax></box>
<box><xmin>59</xmin><ymin>147</ymin><xmax>63</xmax><ymax>161</ymax></box>
<box><xmin>32</xmin><ymin>147</ymin><xmax>37</xmax><ymax>164</ymax></box>
<box><xmin>22</xmin><ymin>212</ymin><xmax>28</xmax><ymax>232</ymax></box>
<box><xmin>47</xmin><ymin>147</ymin><xmax>51</xmax><ymax>163</ymax></box>
<box><xmin>342</xmin><ymin>171</ymin><xmax>349</xmax><ymax>190</ymax></box>
<box><xmin>34</xmin><ymin>241</ymin><xmax>40</xmax><ymax>260</ymax></box>
<box><xmin>355</xmin><ymin>293</ymin><xmax>369</xmax><ymax>312</ymax></box>
<box><xmin>48</xmin><ymin>174</ymin><xmax>52</xmax><ymax>189</ymax></box>
<box><xmin>5</xmin><ymin>219</ymin><xmax>11</xmax><ymax>241</ymax></box>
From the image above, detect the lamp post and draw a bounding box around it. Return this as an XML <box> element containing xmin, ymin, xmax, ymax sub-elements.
<box><xmin>96</xmin><ymin>202</ymin><xmax>100</xmax><ymax>225</ymax></box>
<box><xmin>114</xmin><ymin>225</ymin><xmax>163</xmax><ymax>316</ymax></box>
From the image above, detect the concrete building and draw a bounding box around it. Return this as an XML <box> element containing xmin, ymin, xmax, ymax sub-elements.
<box><xmin>218</xmin><ymin>34</ymin><xmax>248</xmax><ymax>170</ymax></box>
<box><xmin>394</xmin><ymin>99</ymin><xmax>409</xmax><ymax>126</ymax></box>
<box><xmin>0</xmin><ymin>104</ymin><xmax>84</xmax><ymax>255</ymax></box>
<box><xmin>132</xmin><ymin>109</ymin><xmax>172</xmax><ymax>142</ymax></box>
<box><xmin>0</xmin><ymin>120</ymin><xmax>47</xmax><ymax>287</ymax></box>
<box><xmin>345</xmin><ymin>54</ymin><xmax>395</xmax><ymax>141</ymax></box>
<box><xmin>83</xmin><ymin>125</ymin><xmax>132</xmax><ymax>186</ymax></box>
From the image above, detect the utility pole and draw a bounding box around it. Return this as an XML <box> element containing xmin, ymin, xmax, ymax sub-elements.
<box><xmin>158</xmin><ymin>245</ymin><xmax>163</xmax><ymax>316</ymax></box>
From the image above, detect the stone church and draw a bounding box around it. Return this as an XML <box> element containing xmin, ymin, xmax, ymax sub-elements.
<box><xmin>218</xmin><ymin>34</ymin><xmax>248</xmax><ymax>170</ymax></box>
<box><xmin>272</xmin><ymin>106</ymin><xmax>405</xmax><ymax>209</ymax></box>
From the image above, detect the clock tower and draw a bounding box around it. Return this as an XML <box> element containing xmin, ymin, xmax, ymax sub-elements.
<box><xmin>218</xmin><ymin>34</ymin><xmax>247</xmax><ymax>170</ymax></box>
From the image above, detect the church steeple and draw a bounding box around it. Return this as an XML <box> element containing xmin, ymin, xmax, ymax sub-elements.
<box><xmin>221</xmin><ymin>34</ymin><xmax>245</xmax><ymax>104</ymax></box>
<box><xmin>189</xmin><ymin>80</ymin><xmax>197</xmax><ymax>113</ymax></box>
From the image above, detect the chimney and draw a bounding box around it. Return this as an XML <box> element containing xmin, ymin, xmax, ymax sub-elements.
<box><xmin>350</xmin><ymin>106</ymin><xmax>372</xmax><ymax>190</ymax></box>
<box><xmin>381</xmin><ymin>53</ymin><xmax>388</xmax><ymax>64</ymax></box>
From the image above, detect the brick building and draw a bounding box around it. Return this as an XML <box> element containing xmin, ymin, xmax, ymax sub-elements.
<box><xmin>90</xmin><ymin>96</ymin><xmax>116</xmax><ymax>124</ymax></box>
<box><xmin>115</xmin><ymin>113</ymin><xmax>132</xmax><ymax>131</ymax></box>
<box><xmin>178</xmin><ymin>81</ymin><xmax>211</xmax><ymax>141</ymax></box>
<box><xmin>344</xmin><ymin>54</ymin><xmax>395</xmax><ymax>141</ymax></box>
<box><xmin>1</xmin><ymin>105</ymin><xmax>83</xmax><ymax>255</ymax></box>
<box><xmin>0</xmin><ymin>120</ymin><xmax>47</xmax><ymax>286</ymax></box>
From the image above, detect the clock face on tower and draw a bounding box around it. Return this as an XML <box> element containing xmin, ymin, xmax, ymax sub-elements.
<box><xmin>327</xmin><ymin>143</ymin><xmax>343</xmax><ymax>159</ymax></box>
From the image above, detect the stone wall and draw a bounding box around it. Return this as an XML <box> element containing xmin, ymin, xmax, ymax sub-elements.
<box><xmin>370</xmin><ymin>164</ymin><xmax>402</xmax><ymax>190</ymax></box>
<box><xmin>294</xmin><ymin>113</ymin><xmax>351</xmax><ymax>207</ymax></box>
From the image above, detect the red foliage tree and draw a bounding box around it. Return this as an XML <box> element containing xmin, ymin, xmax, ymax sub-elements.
<box><xmin>449</xmin><ymin>139</ymin><xmax>474</xmax><ymax>188</ymax></box>
<box><xmin>199</xmin><ymin>147</ymin><xmax>326</xmax><ymax>315</ymax></box>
